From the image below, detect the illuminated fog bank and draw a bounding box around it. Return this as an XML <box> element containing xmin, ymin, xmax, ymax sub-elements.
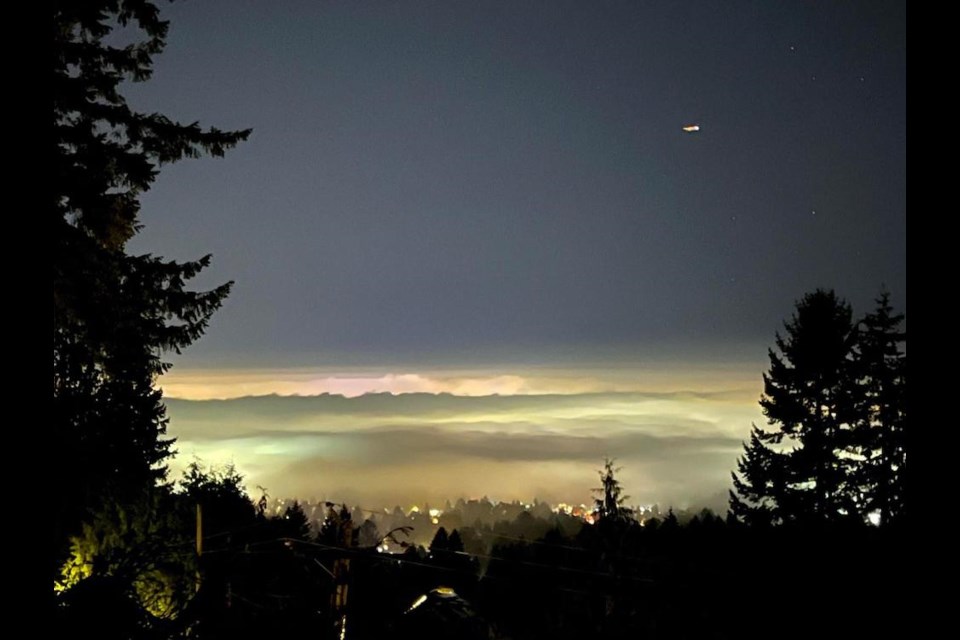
<box><xmin>165</xmin><ymin>380</ymin><xmax>764</xmax><ymax>512</ymax></box>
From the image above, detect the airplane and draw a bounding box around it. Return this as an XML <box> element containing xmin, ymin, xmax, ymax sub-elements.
<box><xmin>682</xmin><ymin>124</ymin><xmax>700</xmax><ymax>133</ymax></box>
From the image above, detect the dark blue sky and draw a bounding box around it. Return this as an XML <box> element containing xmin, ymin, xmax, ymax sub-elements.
<box><xmin>127</xmin><ymin>0</ymin><xmax>905</xmax><ymax>368</ymax></box>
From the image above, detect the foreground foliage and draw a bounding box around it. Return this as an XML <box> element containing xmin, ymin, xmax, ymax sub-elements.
<box><xmin>53</xmin><ymin>0</ymin><xmax>249</xmax><ymax>561</ymax></box>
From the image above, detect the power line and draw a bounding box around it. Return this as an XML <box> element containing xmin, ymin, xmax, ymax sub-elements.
<box><xmin>282</xmin><ymin>538</ymin><xmax>653</xmax><ymax>584</ymax></box>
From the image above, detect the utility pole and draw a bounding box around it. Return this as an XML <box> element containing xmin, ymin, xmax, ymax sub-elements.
<box><xmin>326</xmin><ymin>504</ymin><xmax>353</xmax><ymax>640</ymax></box>
<box><xmin>195</xmin><ymin>503</ymin><xmax>203</xmax><ymax>594</ymax></box>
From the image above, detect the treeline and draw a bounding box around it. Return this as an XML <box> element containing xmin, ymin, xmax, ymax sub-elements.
<box><xmin>479</xmin><ymin>512</ymin><xmax>906</xmax><ymax>639</ymax></box>
<box><xmin>265</xmin><ymin>495</ymin><xmax>584</xmax><ymax>549</ymax></box>
<box><xmin>263</xmin><ymin>495</ymin><xmax>708</xmax><ymax>550</ymax></box>
<box><xmin>54</xmin><ymin>462</ymin><xmax>907</xmax><ymax>639</ymax></box>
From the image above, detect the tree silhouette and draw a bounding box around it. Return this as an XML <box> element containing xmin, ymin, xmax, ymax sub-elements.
<box><xmin>430</xmin><ymin>526</ymin><xmax>450</xmax><ymax>551</ymax></box>
<box><xmin>730</xmin><ymin>289</ymin><xmax>859</xmax><ymax>524</ymax></box>
<box><xmin>280</xmin><ymin>501</ymin><xmax>313</xmax><ymax>541</ymax></box>
<box><xmin>318</xmin><ymin>503</ymin><xmax>353</xmax><ymax>547</ymax></box>
<box><xmin>729</xmin><ymin>425</ymin><xmax>782</xmax><ymax>526</ymax></box>
<box><xmin>851</xmin><ymin>291</ymin><xmax>907</xmax><ymax>526</ymax></box>
<box><xmin>730</xmin><ymin>288</ymin><xmax>908</xmax><ymax>531</ymax></box>
<box><xmin>53</xmin><ymin>0</ymin><xmax>250</xmax><ymax>554</ymax></box>
<box><xmin>447</xmin><ymin>529</ymin><xmax>464</xmax><ymax>551</ymax></box>
<box><xmin>593</xmin><ymin>458</ymin><xmax>634</xmax><ymax>524</ymax></box>
<box><xmin>177</xmin><ymin>460</ymin><xmax>257</xmax><ymax>539</ymax></box>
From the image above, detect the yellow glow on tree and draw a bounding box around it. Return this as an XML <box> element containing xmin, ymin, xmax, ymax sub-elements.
<box><xmin>55</xmin><ymin>492</ymin><xmax>196</xmax><ymax>620</ymax></box>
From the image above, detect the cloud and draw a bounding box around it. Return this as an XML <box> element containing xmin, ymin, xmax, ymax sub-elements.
<box><xmin>159</xmin><ymin>363</ymin><xmax>763</xmax><ymax>400</ymax></box>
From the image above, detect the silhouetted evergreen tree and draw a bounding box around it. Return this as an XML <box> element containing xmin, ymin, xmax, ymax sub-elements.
<box><xmin>317</xmin><ymin>504</ymin><xmax>353</xmax><ymax>547</ymax></box>
<box><xmin>280</xmin><ymin>501</ymin><xmax>312</xmax><ymax>541</ymax></box>
<box><xmin>661</xmin><ymin>508</ymin><xmax>679</xmax><ymax>530</ymax></box>
<box><xmin>53</xmin><ymin>0</ymin><xmax>250</xmax><ymax>556</ymax></box>
<box><xmin>430</xmin><ymin>526</ymin><xmax>450</xmax><ymax>551</ymax></box>
<box><xmin>593</xmin><ymin>458</ymin><xmax>634</xmax><ymax>524</ymax></box>
<box><xmin>356</xmin><ymin>518</ymin><xmax>381</xmax><ymax>548</ymax></box>
<box><xmin>851</xmin><ymin>291</ymin><xmax>907</xmax><ymax>526</ymax></box>
<box><xmin>729</xmin><ymin>425</ymin><xmax>782</xmax><ymax>526</ymax></box>
<box><xmin>447</xmin><ymin>529</ymin><xmax>465</xmax><ymax>553</ymax></box>
<box><xmin>731</xmin><ymin>289</ymin><xmax>859</xmax><ymax>524</ymax></box>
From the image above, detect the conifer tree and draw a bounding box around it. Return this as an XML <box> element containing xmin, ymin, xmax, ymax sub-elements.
<box><xmin>593</xmin><ymin>458</ymin><xmax>634</xmax><ymax>524</ymax></box>
<box><xmin>430</xmin><ymin>527</ymin><xmax>450</xmax><ymax>551</ymax></box>
<box><xmin>730</xmin><ymin>290</ymin><xmax>858</xmax><ymax>524</ymax></box>
<box><xmin>851</xmin><ymin>291</ymin><xmax>907</xmax><ymax>526</ymax></box>
<box><xmin>447</xmin><ymin>529</ymin><xmax>465</xmax><ymax>553</ymax></box>
<box><xmin>53</xmin><ymin>0</ymin><xmax>250</xmax><ymax>549</ymax></box>
<box><xmin>282</xmin><ymin>501</ymin><xmax>313</xmax><ymax>541</ymax></box>
<box><xmin>728</xmin><ymin>425</ymin><xmax>782</xmax><ymax>526</ymax></box>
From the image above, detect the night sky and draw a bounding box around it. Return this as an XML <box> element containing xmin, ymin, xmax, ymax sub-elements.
<box><xmin>125</xmin><ymin>1</ymin><xmax>905</xmax><ymax>509</ymax></box>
